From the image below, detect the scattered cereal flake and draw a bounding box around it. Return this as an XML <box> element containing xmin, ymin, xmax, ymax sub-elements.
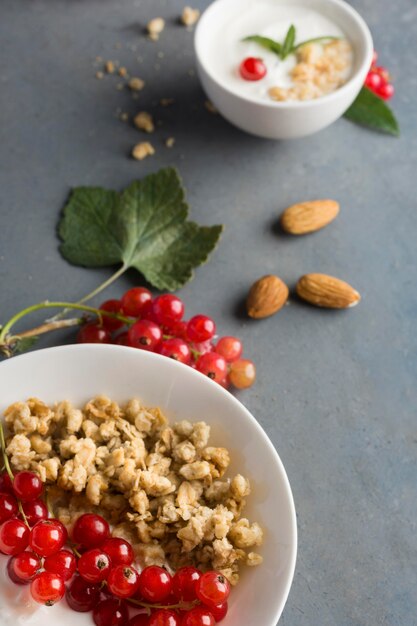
<box><xmin>128</xmin><ymin>77</ymin><xmax>145</xmax><ymax>91</ymax></box>
<box><xmin>95</xmin><ymin>71</ymin><xmax>104</xmax><ymax>80</ymax></box>
<box><xmin>165</xmin><ymin>137</ymin><xmax>175</xmax><ymax>148</ymax></box>
<box><xmin>120</xmin><ymin>112</ymin><xmax>129</xmax><ymax>122</ymax></box>
<box><xmin>105</xmin><ymin>60</ymin><xmax>115</xmax><ymax>74</ymax></box>
<box><xmin>205</xmin><ymin>100</ymin><xmax>218</xmax><ymax>114</ymax></box>
<box><xmin>160</xmin><ymin>98</ymin><xmax>175</xmax><ymax>107</ymax></box>
<box><xmin>147</xmin><ymin>17</ymin><xmax>165</xmax><ymax>41</ymax></box>
<box><xmin>118</xmin><ymin>66</ymin><xmax>128</xmax><ymax>77</ymax></box>
<box><xmin>132</xmin><ymin>142</ymin><xmax>155</xmax><ymax>160</ymax></box>
<box><xmin>133</xmin><ymin>111</ymin><xmax>155</xmax><ymax>133</ymax></box>
<box><xmin>181</xmin><ymin>6</ymin><xmax>200</xmax><ymax>26</ymax></box>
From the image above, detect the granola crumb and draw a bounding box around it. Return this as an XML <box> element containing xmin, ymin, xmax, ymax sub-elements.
<box><xmin>147</xmin><ymin>17</ymin><xmax>165</xmax><ymax>41</ymax></box>
<box><xmin>118</xmin><ymin>66</ymin><xmax>128</xmax><ymax>78</ymax></box>
<box><xmin>132</xmin><ymin>142</ymin><xmax>155</xmax><ymax>160</ymax></box>
<box><xmin>128</xmin><ymin>77</ymin><xmax>145</xmax><ymax>91</ymax></box>
<box><xmin>181</xmin><ymin>6</ymin><xmax>200</xmax><ymax>27</ymax></box>
<box><xmin>165</xmin><ymin>137</ymin><xmax>175</xmax><ymax>148</ymax></box>
<box><xmin>205</xmin><ymin>100</ymin><xmax>218</xmax><ymax>114</ymax></box>
<box><xmin>160</xmin><ymin>98</ymin><xmax>175</xmax><ymax>107</ymax></box>
<box><xmin>105</xmin><ymin>60</ymin><xmax>115</xmax><ymax>74</ymax></box>
<box><xmin>133</xmin><ymin>111</ymin><xmax>155</xmax><ymax>133</ymax></box>
<box><xmin>120</xmin><ymin>112</ymin><xmax>129</xmax><ymax>122</ymax></box>
<box><xmin>95</xmin><ymin>71</ymin><xmax>104</xmax><ymax>80</ymax></box>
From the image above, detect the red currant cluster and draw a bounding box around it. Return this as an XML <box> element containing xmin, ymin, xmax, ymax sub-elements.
<box><xmin>365</xmin><ymin>50</ymin><xmax>394</xmax><ymax>100</ymax></box>
<box><xmin>77</xmin><ymin>289</ymin><xmax>256</xmax><ymax>390</ymax></box>
<box><xmin>0</xmin><ymin>476</ymin><xmax>231</xmax><ymax>626</ymax></box>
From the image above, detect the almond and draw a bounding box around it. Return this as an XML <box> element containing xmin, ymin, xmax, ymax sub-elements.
<box><xmin>280</xmin><ymin>199</ymin><xmax>339</xmax><ymax>235</ymax></box>
<box><xmin>247</xmin><ymin>275</ymin><xmax>289</xmax><ymax>319</ymax></box>
<box><xmin>296</xmin><ymin>273</ymin><xmax>360</xmax><ymax>309</ymax></box>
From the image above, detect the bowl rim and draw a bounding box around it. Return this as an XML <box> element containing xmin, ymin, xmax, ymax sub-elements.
<box><xmin>0</xmin><ymin>344</ymin><xmax>298</xmax><ymax>624</ymax></box>
<box><xmin>194</xmin><ymin>0</ymin><xmax>373</xmax><ymax>109</ymax></box>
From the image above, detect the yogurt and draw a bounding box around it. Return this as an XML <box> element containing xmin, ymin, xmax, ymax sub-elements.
<box><xmin>202</xmin><ymin>0</ymin><xmax>353</xmax><ymax>102</ymax></box>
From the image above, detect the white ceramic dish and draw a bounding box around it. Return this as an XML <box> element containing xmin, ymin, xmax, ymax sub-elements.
<box><xmin>0</xmin><ymin>345</ymin><xmax>297</xmax><ymax>626</ymax></box>
<box><xmin>195</xmin><ymin>0</ymin><xmax>373</xmax><ymax>139</ymax></box>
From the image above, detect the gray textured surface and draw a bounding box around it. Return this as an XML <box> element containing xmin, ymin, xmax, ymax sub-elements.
<box><xmin>1</xmin><ymin>0</ymin><xmax>416</xmax><ymax>624</ymax></box>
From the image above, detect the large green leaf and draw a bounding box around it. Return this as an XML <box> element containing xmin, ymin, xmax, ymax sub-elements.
<box><xmin>59</xmin><ymin>168</ymin><xmax>223</xmax><ymax>291</ymax></box>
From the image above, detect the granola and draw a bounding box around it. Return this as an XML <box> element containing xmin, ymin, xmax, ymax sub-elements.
<box><xmin>3</xmin><ymin>396</ymin><xmax>263</xmax><ymax>584</ymax></box>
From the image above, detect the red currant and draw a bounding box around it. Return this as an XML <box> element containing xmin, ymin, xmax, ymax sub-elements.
<box><xmin>191</xmin><ymin>340</ymin><xmax>213</xmax><ymax>357</ymax></box>
<box><xmin>196</xmin><ymin>571</ymin><xmax>230</xmax><ymax>608</ymax></box>
<box><xmin>44</xmin><ymin>549</ymin><xmax>77</xmax><ymax>581</ymax></box>
<box><xmin>167</xmin><ymin>320</ymin><xmax>188</xmax><ymax>340</ymax></box>
<box><xmin>107</xmin><ymin>565</ymin><xmax>140</xmax><ymax>598</ymax></box>
<box><xmin>128</xmin><ymin>615</ymin><xmax>151</xmax><ymax>626</ymax></box>
<box><xmin>172</xmin><ymin>566</ymin><xmax>201</xmax><ymax>602</ymax></box>
<box><xmin>377</xmin><ymin>82</ymin><xmax>395</xmax><ymax>100</ymax></box>
<box><xmin>66</xmin><ymin>575</ymin><xmax>101</xmax><ymax>612</ymax></box>
<box><xmin>215</xmin><ymin>336</ymin><xmax>242</xmax><ymax>362</ymax></box>
<box><xmin>374</xmin><ymin>65</ymin><xmax>390</xmax><ymax>83</ymax></box>
<box><xmin>127</xmin><ymin>320</ymin><xmax>163</xmax><ymax>351</ymax></box>
<box><xmin>0</xmin><ymin>518</ymin><xmax>29</xmax><ymax>555</ymax></box>
<box><xmin>121</xmin><ymin>287</ymin><xmax>152</xmax><ymax>317</ymax></box>
<box><xmin>99</xmin><ymin>300</ymin><xmax>125</xmax><ymax>332</ymax></box>
<box><xmin>195</xmin><ymin>352</ymin><xmax>227</xmax><ymax>384</ymax></box>
<box><xmin>229</xmin><ymin>359</ymin><xmax>256</xmax><ymax>389</ymax></box>
<box><xmin>159</xmin><ymin>338</ymin><xmax>191</xmax><ymax>364</ymax></box>
<box><xmin>209</xmin><ymin>602</ymin><xmax>228</xmax><ymax>622</ymax></box>
<box><xmin>77</xmin><ymin>322</ymin><xmax>111</xmax><ymax>344</ymax></box>
<box><xmin>138</xmin><ymin>565</ymin><xmax>173</xmax><ymax>603</ymax></box>
<box><xmin>186</xmin><ymin>315</ymin><xmax>216</xmax><ymax>343</ymax></box>
<box><xmin>93</xmin><ymin>598</ymin><xmax>129</xmax><ymax>626</ymax></box>
<box><xmin>72</xmin><ymin>513</ymin><xmax>110</xmax><ymax>548</ymax></box>
<box><xmin>149</xmin><ymin>609</ymin><xmax>180</xmax><ymax>626</ymax></box>
<box><xmin>21</xmin><ymin>498</ymin><xmax>48</xmax><ymax>526</ymax></box>
<box><xmin>79</xmin><ymin>548</ymin><xmax>111</xmax><ymax>583</ymax></box>
<box><xmin>0</xmin><ymin>492</ymin><xmax>18</xmax><ymax>523</ymax></box>
<box><xmin>0</xmin><ymin>472</ymin><xmax>13</xmax><ymax>494</ymax></box>
<box><xmin>152</xmin><ymin>294</ymin><xmax>185</xmax><ymax>328</ymax></box>
<box><xmin>13</xmin><ymin>471</ymin><xmax>43</xmax><ymax>502</ymax></box>
<box><xmin>7</xmin><ymin>556</ymin><xmax>26</xmax><ymax>584</ymax></box>
<box><xmin>101</xmin><ymin>537</ymin><xmax>134</xmax><ymax>566</ymax></box>
<box><xmin>239</xmin><ymin>57</ymin><xmax>267</xmax><ymax>81</ymax></box>
<box><xmin>114</xmin><ymin>332</ymin><xmax>130</xmax><ymax>346</ymax></box>
<box><xmin>9</xmin><ymin>550</ymin><xmax>41</xmax><ymax>582</ymax></box>
<box><xmin>30</xmin><ymin>571</ymin><xmax>65</xmax><ymax>606</ymax></box>
<box><xmin>181</xmin><ymin>607</ymin><xmax>215</xmax><ymax>626</ymax></box>
<box><xmin>30</xmin><ymin>519</ymin><xmax>67</xmax><ymax>557</ymax></box>
<box><xmin>365</xmin><ymin>71</ymin><xmax>383</xmax><ymax>92</ymax></box>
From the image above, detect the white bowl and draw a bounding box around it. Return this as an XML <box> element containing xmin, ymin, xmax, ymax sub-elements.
<box><xmin>195</xmin><ymin>0</ymin><xmax>373</xmax><ymax>139</ymax></box>
<box><xmin>0</xmin><ymin>345</ymin><xmax>297</xmax><ymax>626</ymax></box>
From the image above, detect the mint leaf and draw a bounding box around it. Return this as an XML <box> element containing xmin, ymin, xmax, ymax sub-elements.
<box><xmin>281</xmin><ymin>25</ymin><xmax>296</xmax><ymax>59</ymax></box>
<box><xmin>292</xmin><ymin>36</ymin><xmax>339</xmax><ymax>52</ymax></box>
<box><xmin>59</xmin><ymin>168</ymin><xmax>224</xmax><ymax>291</ymax></box>
<box><xmin>243</xmin><ymin>35</ymin><xmax>282</xmax><ymax>56</ymax></box>
<box><xmin>343</xmin><ymin>87</ymin><xmax>400</xmax><ymax>136</ymax></box>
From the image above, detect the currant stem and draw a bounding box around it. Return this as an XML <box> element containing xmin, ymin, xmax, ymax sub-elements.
<box><xmin>47</xmin><ymin>265</ymin><xmax>129</xmax><ymax>322</ymax></box>
<box><xmin>0</xmin><ymin>301</ymin><xmax>132</xmax><ymax>347</ymax></box>
<box><xmin>0</xmin><ymin>421</ymin><xmax>30</xmax><ymax>528</ymax></box>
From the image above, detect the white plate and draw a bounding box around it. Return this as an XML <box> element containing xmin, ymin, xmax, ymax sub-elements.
<box><xmin>0</xmin><ymin>345</ymin><xmax>297</xmax><ymax>625</ymax></box>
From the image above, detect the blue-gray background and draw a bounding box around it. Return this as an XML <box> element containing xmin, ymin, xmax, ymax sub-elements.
<box><xmin>0</xmin><ymin>1</ymin><xmax>416</xmax><ymax>624</ymax></box>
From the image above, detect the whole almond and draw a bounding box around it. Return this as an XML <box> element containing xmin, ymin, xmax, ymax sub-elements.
<box><xmin>247</xmin><ymin>275</ymin><xmax>289</xmax><ymax>318</ymax></box>
<box><xmin>296</xmin><ymin>273</ymin><xmax>360</xmax><ymax>309</ymax></box>
<box><xmin>280</xmin><ymin>199</ymin><xmax>339</xmax><ymax>235</ymax></box>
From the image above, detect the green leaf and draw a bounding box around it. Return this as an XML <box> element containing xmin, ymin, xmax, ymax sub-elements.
<box><xmin>243</xmin><ymin>35</ymin><xmax>282</xmax><ymax>56</ymax></box>
<box><xmin>292</xmin><ymin>36</ymin><xmax>339</xmax><ymax>52</ymax></box>
<box><xmin>281</xmin><ymin>25</ymin><xmax>296</xmax><ymax>59</ymax></box>
<box><xmin>58</xmin><ymin>168</ymin><xmax>224</xmax><ymax>291</ymax></box>
<box><xmin>343</xmin><ymin>87</ymin><xmax>400</xmax><ymax>136</ymax></box>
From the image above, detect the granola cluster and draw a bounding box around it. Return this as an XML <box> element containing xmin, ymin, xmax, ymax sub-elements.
<box><xmin>269</xmin><ymin>39</ymin><xmax>353</xmax><ymax>102</ymax></box>
<box><xmin>4</xmin><ymin>396</ymin><xmax>263</xmax><ymax>584</ymax></box>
